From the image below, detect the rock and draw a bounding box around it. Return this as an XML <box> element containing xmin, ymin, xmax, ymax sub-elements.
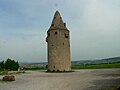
<box><xmin>2</xmin><ymin>75</ymin><xmax>15</xmax><ymax>81</ymax></box>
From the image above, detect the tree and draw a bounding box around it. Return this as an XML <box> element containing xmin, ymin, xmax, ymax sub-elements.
<box><xmin>4</xmin><ymin>58</ymin><xmax>19</xmax><ymax>71</ymax></box>
<box><xmin>0</xmin><ymin>60</ymin><xmax>4</xmax><ymax>70</ymax></box>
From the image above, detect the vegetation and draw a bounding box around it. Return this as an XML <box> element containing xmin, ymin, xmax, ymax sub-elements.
<box><xmin>0</xmin><ymin>71</ymin><xmax>8</xmax><ymax>75</ymax></box>
<box><xmin>0</xmin><ymin>58</ymin><xmax>19</xmax><ymax>71</ymax></box>
<box><xmin>23</xmin><ymin>63</ymin><xmax>120</xmax><ymax>71</ymax></box>
<box><xmin>24</xmin><ymin>66</ymin><xmax>46</xmax><ymax>70</ymax></box>
<box><xmin>72</xmin><ymin>63</ymin><xmax>120</xmax><ymax>69</ymax></box>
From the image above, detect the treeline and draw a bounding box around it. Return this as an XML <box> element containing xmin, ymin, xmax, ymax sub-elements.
<box><xmin>0</xmin><ymin>58</ymin><xmax>19</xmax><ymax>71</ymax></box>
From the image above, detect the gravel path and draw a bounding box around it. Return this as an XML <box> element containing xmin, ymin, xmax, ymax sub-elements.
<box><xmin>0</xmin><ymin>69</ymin><xmax>120</xmax><ymax>90</ymax></box>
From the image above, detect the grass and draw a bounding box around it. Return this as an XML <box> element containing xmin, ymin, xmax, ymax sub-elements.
<box><xmin>72</xmin><ymin>63</ymin><xmax>120</xmax><ymax>69</ymax></box>
<box><xmin>8</xmin><ymin>71</ymin><xmax>26</xmax><ymax>74</ymax></box>
<box><xmin>24</xmin><ymin>66</ymin><xmax>47</xmax><ymax>70</ymax></box>
<box><xmin>0</xmin><ymin>70</ymin><xmax>25</xmax><ymax>75</ymax></box>
<box><xmin>0</xmin><ymin>71</ymin><xmax>8</xmax><ymax>75</ymax></box>
<box><xmin>13</xmin><ymin>63</ymin><xmax>120</xmax><ymax>71</ymax></box>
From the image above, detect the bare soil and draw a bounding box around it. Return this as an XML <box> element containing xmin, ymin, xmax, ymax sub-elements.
<box><xmin>0</xmin><ymin>69</ymin><xmax>120</xmax><ymax>90</ymax></box>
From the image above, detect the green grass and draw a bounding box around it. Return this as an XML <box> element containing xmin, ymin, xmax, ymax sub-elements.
<box><xmin>0</xmin><ymin>71</ymin><xmax>8</xmax><ymax>75</ymax></box>
<box><xmin>24</xmin><ymin>66</ymin><xmax>47</xmax><ymax>70</ymax></box>
<box><xmin>21</xmin><ymin>63</ymin><xmax>120</xmax><ymax>71</ymax></box>
<box><xmin>72</xmin><ymin>63</ymin><xmax>120</xmax><ymax>69</ymax></box>
<box><xmin>0</xmin><ymin>70</ymin><xmax>25</xmax><ymax>75</ymax></box>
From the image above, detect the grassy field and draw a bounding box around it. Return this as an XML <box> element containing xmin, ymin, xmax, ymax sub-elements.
<box><xmin>22</xmin><ymin>63</ymin><xmax>120</xmax><ymax>70</ymax></box>
<box><xmin>0</xmin><ymin>71</ymin><xmax>8</xmax><ymax>75</ymax></box>
<box><xmin>24</xmin><ymin>66</ymin><xmax>46</xmax><ymax>70</ymax></box>
<box><xmin>72</xmin><ymin>63</ymin><xmax>120</xmax><ymax>69</ymax></box>
<box><xmin>2</xmin><ymin>63</ymin><xmax>119</xmax><ymax>73</ymax></box>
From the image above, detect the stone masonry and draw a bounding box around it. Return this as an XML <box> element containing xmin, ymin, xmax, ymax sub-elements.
<box><xmin>46</xmin><ymin>11</ymin><xmax>71</xmax><ymax>72</ymax></box>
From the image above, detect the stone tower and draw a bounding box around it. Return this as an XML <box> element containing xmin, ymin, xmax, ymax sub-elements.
<box><xmin>46</xmin><ymin>11</ymin><xmax>71</xmax><ymax>72</ymax></box>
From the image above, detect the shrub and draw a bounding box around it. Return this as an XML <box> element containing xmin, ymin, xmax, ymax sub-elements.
<box><xmin>0</xmin><ymin>58</ymin><xmax>19</xmax><ymax>71</ymax></box>
<box><xmin>0</xmin><ymin>61</ymin><xmax>4</xmax><ymax>70</ymax></box>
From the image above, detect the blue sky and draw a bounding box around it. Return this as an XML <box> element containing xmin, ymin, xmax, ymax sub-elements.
<box><xmin>0</xmin><ymin>0</ymin><xmax>120</xmax><ymax>62</ymax></box>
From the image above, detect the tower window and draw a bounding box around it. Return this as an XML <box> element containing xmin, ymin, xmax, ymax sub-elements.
<box><xmin>48</xmin><ymin>33</ymin><xmax>50</xmax><ymax>36</ymax></box>
<box><xmin>55</xmin><ymin>32</ymin><xmax>57</xmax><ymax>35</ymax></box>
<box><xmin>52</xmin><ymin>24</ymin><xmax>54</xmax><ymax>27</ymax></box>
<box><xmin>46</xmin><ymin>37</ymin><xmax>48</xmax><ymax>42</ymax></box>
<box><xmin>63</xmin><ymin>43</ymin><xmax>64</xmax><ymax>45</ymax></box>
<box><xmin>64</xmin><ymin>23</ymin><xmax>66</xmax><ymax>27</ymax></box>
<box><xmin>65</xmin><ymin>33</ymin><xmax>69</xmax><ymax>38</ymax></box>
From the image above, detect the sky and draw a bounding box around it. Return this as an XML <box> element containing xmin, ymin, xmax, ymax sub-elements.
<box><xmin>0</xmin><ymin>0</ymin><xmax>120</xmax><ymax>62</ymax></box>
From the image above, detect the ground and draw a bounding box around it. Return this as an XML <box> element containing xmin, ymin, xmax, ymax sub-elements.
<box><xmin>0</xmin><ymin>69</ymin><xmax>120</xmax><ymax>90</ymax></box>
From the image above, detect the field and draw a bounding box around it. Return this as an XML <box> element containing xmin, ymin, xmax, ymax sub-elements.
<box><xmin>23</xmin><ymin>63</ymin><xmax>120</xmax><ymax>70</ymax></box>
<box><xmin>72</xmin><ymin>63</ymin><xmax>120</xmax><ymax>69</ymax></box>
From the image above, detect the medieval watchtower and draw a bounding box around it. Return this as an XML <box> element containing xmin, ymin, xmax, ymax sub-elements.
<box><xmin>46</xmin><ymin>11</ymin><xmax>71</xmax><ymax>72</ymax></box>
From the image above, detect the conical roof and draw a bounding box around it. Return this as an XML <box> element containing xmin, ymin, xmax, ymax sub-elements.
<box><xmin>49</xmin><ymin>11</ymin><xmax>67</xmax><ymax>30</ymax></box>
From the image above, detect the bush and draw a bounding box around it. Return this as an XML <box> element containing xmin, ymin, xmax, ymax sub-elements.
<box><xmin>0</xmin><ymin>58</ymin><xmax>19</xmax><ymax>71</ymax></box>
<box><xmin>0</xmin><ymin>61</ymin><xmax>4</xmax><ymax>70</ymax></box>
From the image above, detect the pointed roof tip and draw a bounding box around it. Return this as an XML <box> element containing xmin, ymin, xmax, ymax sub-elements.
<box><xmin>55</xmin><ymin>10</ymin><xmax>60</xmax><ymax>14</ymax></box>
<box><xmin>48</xmin><ymin>10</ymin><xmax>68</xmax><ymax>30</ymax></box>
<box><xmin>54</xmin><ymin>10</ymin><xmax>60</xmax><ymax>16</ymax></box>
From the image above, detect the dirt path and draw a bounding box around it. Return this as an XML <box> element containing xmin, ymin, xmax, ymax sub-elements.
<box><xmin>0</xmin><ymin>69</ymin><xmax>120</xmax><ymax>90</ymax></box>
